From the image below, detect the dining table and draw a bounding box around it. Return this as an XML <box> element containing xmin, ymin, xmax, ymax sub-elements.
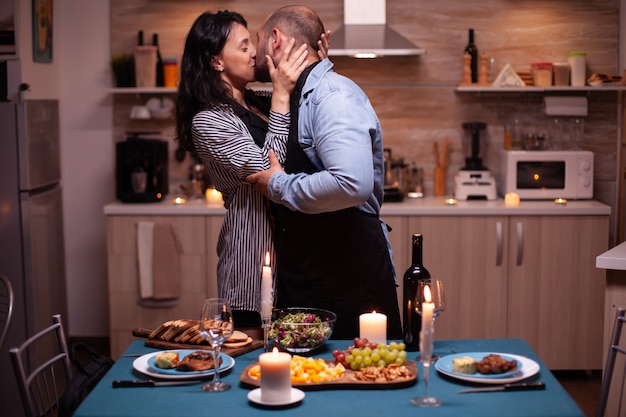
<box><xmin>72</xmin><ymin>337</ymin><xmax>585</xmax><ymax>417</ymax></box>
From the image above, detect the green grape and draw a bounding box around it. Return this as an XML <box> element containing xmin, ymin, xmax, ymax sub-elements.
<box><xmin>351</xmin><ymin>362</ymin><xmax>360</xmax><ymax>370</ymax></box>
<box><xmin>398</xmin><ymin>350</ymin><xmax>407</xmax><ymax>360</ymax></box>
<box><xmin>363</xmin><ymin>356</ymin><xmax>373</xmax><ymax>366</ymax></box>
<box><xmin>377</xmin><ymin>359</ymin><xmax>386</xmax><ymax>367</ymax></box>
<box><xmin>352</xmin><ymin>348</ymin><xmax>362</xmax><ymax>357</ymax></box>
<box><xmin>388</xmin><ymin>341</ymin><xmax>399</xmax><ymax>351</ymax></box>
<box><xmin>345</xmin><ymin>354</ymin><xmax>354</xmax><ymax>363</ymax></box>
<box><xmin>371</xmin><ymin>351</ymin><xmax>381</xmax><ymax>362</ymax></box>
<box><xmin>395</xmin><ymin>357</ymin><xmax>405</xmax><ymax>366</ymax></box>
<box><xmin>354</xmin><ymin>355</ymin><xmax>363</xmax><ymax>364</ymax></box>
<box><xmin>397</xmin><ymin>342</ymin><xmax>406</xmax><ymax>351</ymax></box>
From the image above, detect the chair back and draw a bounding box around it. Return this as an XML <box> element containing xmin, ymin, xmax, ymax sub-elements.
<box><xmin>10</xmin><ymin>314</ymin><xmax>73</xmax><ymax>417</ymax></box>
<box><xmin>0</xmin><ymin>274</ymin><xmax>13</xmax><ymax>350</ymax></box>
<box><xmin>597</xmin><ymin>307</ymin><xmax>626</xmax><ymax>417</ymax></box>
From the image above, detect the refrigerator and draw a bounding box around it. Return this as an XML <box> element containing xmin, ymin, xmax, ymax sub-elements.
<box><xmin>0</xmin><ymin>99</ymin><xmax>68</xmax><ymax>417</ymax></box>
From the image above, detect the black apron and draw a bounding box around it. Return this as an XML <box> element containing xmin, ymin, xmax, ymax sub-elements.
<box><xmin>272</xmin><ymin>64</ymin><xmax>402</xmax><ymax>340</ymax></box>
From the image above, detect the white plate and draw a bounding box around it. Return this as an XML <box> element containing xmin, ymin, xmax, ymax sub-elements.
<box><xmin>247</xmin><ymin>388</ymin><xmax>305</xmax><ymax>407</ymax></box>
<box><xmin>435</xmin><ymin>352</ymin><xmax>540</xmax><ymax>384</ymax></box>
<box><xmin>133</xmin><ymin>350</ymin><xmax>235</xmax><ymax>380</ymax></box>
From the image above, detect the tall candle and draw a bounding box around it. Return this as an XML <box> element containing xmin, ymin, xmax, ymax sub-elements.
<box><xmin>260</xmin><ymin>252</ymin><xmax>273</xmax><ymax>318</ymax></box>
<box><xmin>259</xmin><ymin>347</ymin><xmax>292</xmax><ymax>403</ymax></box>
<box><xmin>420</xmin><ymin>284</ymin><xmax>434</xmax><ymax>358</ymax></box>
<box><xmin>359</xmin><ymin>311</ymin><xmax>387</xmax><ymax>344</ymax></box>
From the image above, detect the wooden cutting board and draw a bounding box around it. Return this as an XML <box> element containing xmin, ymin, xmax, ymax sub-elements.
<box><xmin>132</xmin><ymin>328</ymin><xmax>263</xmax><ymax>358</ymax></box>
<box><xmin>240</xmin><ymin>360</ymin><xmax>418</xmax><ymax>390</ymax></box>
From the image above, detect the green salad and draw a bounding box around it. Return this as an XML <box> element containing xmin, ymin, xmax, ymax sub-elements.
<box><xmin>270</xmin><ymin>312</ymin><xmax>333</xmax><ymax>351</ymax></box>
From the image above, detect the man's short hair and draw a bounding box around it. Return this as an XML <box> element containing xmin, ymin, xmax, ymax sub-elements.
<box><xmin>264</xmin><ymin>5</ymin><xmax>325</xmax><ymax>49</ymax></box>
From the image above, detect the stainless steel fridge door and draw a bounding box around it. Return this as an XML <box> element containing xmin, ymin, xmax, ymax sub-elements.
<box><xmin>16</xmin><ymin>99</ymin><xmax>61</xmax><ymax>191</ymax></box>
<box><xmin>20</xmin><ymin>184</ymin><xmax>68</xmax><ymax>336</ymax></box>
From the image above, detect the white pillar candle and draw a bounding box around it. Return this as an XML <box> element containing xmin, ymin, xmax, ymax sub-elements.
<box><xmin>259</xmin><ymin>347</ymin><xmax>292</xmax><ymax>403</ymax></box>
<box><xmin>504</xmin><ymin>192</ymin><xmax>520</xmax><ymax>207</ymax></box>
<box><xmin>260</xmin><ymin>252</ymin><xmax>273</xmax><ymax>318</ymax></box>
<box><xmin>205</xmin><ymin>187</ymin><xmax>223</xmax><ymax>205</ymax></box>
<box><xmin>420</xmin><ymin>284</ymin><xmax>435</xmax><ymax>358</ymax></box>
<box><xmin>359</xmin><ymin>311</ymin><xmax>387</xmax><ymax>344</ymax></box>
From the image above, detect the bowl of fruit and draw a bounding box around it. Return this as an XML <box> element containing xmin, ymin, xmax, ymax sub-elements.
<box><xmin>270</xmin><ymin>307</ymin><xmax>336</xmax><ymax>353</ymax></box>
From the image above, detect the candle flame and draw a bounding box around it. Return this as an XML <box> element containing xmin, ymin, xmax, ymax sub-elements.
<box><xmin>372</xmin><ymin>310</ymin><xmax>377</xmax><ymax>314</ymax></box>
<box><xmin>272</xmin><ymin>347</ymin><xmax>279</xmax><ymax>355</ymax></box>
<box><xmin>265</xmin><ymin>252</ymin><xmax>270</xmax><ymax>266</ymax></box>
<box><xmin>424</xmin><ymin>284</ymin><xmax>432</xmax><ymax>303</ymax></box>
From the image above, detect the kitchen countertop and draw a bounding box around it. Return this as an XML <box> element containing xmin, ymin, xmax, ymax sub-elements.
<box><xmin>104</xmin><ymin>196</ymin><xmax>611</xmax><ymax>216</ymax></box>
<box><xmin>596</xmin><ymin>240</ymin><xmax>626</xmax><ymax>271</ymax></box>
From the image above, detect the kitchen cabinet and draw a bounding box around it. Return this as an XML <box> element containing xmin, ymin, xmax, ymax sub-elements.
<box><xmin>106</xmin><ymin>214</ymin><xmax>223</xmax><ymax>358</ymax></box>
<box><xmin>404</xmin><ymin>214</ymin><xmax>608</xmax><ymax>370</ymax></box>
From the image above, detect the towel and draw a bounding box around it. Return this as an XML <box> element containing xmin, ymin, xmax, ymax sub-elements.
<box><xmin>137</xmin><ymin>222</ymin><xmax>183</xmax><ymax>301</ymax></box>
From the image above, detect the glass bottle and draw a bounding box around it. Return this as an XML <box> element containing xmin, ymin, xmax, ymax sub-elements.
<box><xmin>403</xmin><ymin>234</ymin><xmax>431</xmax><ymax>351</ymax></box>
<box><xmin>464</xmin><ymin>29</ymin><xmax>478</xmax><ymax>83</ymax></box>
<box><xmin>152</xmin><ymin>33</ymin><xmax>165</xmax><ymax>87</ymax></box>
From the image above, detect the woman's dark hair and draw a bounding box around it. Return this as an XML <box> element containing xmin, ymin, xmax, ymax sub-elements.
<box><xmin>175</xmin><ymin>10</ymin><xmax>247</xmax><ymax>153</ymax></box>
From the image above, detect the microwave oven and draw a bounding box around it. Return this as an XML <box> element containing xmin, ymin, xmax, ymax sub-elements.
<box><xmin>498</xmin><ymin>150</ymin><xmax>593</xmax><ymax>200</ymax></box>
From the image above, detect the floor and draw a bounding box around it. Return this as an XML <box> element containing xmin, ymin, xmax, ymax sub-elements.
<box><xmin>553</xmin><ymin>370</ymin><xmax>602</xmax><ymax>417</ymax></box>
<box><xmin>74</xmin><ymin>337</ymin><xmax>603</xmax><ymax>417</ymax></box>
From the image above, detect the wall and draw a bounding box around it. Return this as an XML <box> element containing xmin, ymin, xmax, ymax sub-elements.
<box><xmin>91</xmin><ymin>0</ymin><xmax>623</xmax><ymax>339</ymax></box>
<box><xmin>110</xmin><ymin>0</ymin><xmax>623</xmax><ymax>240</ymax></box>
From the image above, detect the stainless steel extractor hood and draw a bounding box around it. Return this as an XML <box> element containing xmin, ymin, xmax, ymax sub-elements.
<box><xmin>328</xmin><ymin>0</ymin><xmax>425</xmax><ymax>58</ymax></box>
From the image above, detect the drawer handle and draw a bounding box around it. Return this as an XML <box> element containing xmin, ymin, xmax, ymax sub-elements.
<box><xmin>495</xmin><ymin>221</ymin><xmax>503</xmax><ymax>266</ymax></box>
<box><xmin>516</xmin><ymin>221</ymin><xmax>524</xmax><ymax>266</ymax></box>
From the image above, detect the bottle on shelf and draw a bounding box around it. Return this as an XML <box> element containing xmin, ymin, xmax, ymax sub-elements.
<box><xmin>464</xmin><ymin>28</ymin><xmax>478</xmax><ymax>83</ymax></box>
<box><xmin>137</xmin><ymin>30</ymin><xmax>144</xmax><ymax>46</ymax></box>
<box><xmin>402</xmin><ymin>234</ymin><xmax>431</xmax><ymax>351</ymax></box>
<box><xmin>152</xmin><ymin>33</ymin><xmax>165</xmax><ymax>87</ymax></box>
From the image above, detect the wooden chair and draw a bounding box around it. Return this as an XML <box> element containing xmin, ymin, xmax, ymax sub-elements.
<box><xmin>597</xmin><ymin>307</ymin><xmax>626</xmax><ymax>417</ymax></box>
<box><xmin>10</xmin><ymin>314</ymin><xmax>73</xmax><ymax>417</ymax></box>
<box><xmin>0</xmin><ymin>274</ymin><xmax>14</xmax><ymax>350</ymax></box>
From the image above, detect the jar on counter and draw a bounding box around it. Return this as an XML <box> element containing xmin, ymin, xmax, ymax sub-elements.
<box><xmin>567</xmin><ymin>52</ymin><xmax>587</xmax><ymax>87</ymax></box>
<box><xmin>531</xmin><ymin>63</ymin><xmax>553</xmax><ymax>87</ymax></box>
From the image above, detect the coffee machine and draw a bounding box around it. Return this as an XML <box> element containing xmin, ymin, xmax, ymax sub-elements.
<box><xmin>116</xmin><ymin>133</ymin><xmax>169</xmax><ymax>203</ymax></box>
<box><xmin>454</xmin><ymin>122</ymin><xmax>497</xmax><ymax>200</ymax></box>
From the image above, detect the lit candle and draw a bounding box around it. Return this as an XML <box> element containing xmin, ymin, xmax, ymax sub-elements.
<box><xmin>359</xmin><ymin>311</ymin><xmax>387</xmax><ymax>344</ymax></box>
<box><xmin>420</xmin><ymin>284</ymin><xmax>434</xmax><ymax>358</ymax></box>
<box><xmin>259</xmin><ymin>347</ymin><xmax>292</xmax><ymax>403</ymax></box>
<box><xmin>205</xmin><ymin>187</ymin><xmax>223</xmax><ymax>205</ymax></box>
<box><xmin>504</xmin><ymin>192</ymin><xmax>520</xmax><ymax>207</ymax></box>
<box><xmin>261</xmin><ymin>252</ymin><xmax>273</xmax><ymax>319</ymax></box>
<box><xmin>173</xmin><ymin>196</ymin><xmax>186</xmax><ymax>205</ymax></box>
<box><xmin>554</xmin><ymin>197</ymin><xmax>567</xmax><ymax>205</ymax></box>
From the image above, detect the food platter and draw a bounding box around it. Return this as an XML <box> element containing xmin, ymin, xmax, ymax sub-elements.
<box><xmin>240</xmin><ymin>359</ymin><xmax>418</xmax><ymax>391</ymax></box>
<box><xmin>435</xmin><ymin>352</ymin><xmax>539</xmax><ymax>384</ymax></box>
<box><xmin>133</xmin><ymin>350</ymin><xmax>235</xmax><ymax>380</ymax></box>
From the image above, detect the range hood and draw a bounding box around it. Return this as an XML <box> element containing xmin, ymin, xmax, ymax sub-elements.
<box><xmin>328</xmin><ymin>0</ymin><xmax>425</xmax><ymax>58</ymax></box>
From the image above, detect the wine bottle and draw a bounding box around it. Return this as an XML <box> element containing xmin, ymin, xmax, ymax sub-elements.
<box><xmin>137</xmin><ymin>30</ymin><xmax>144</xmax><ymax>46</ymax></box>
<box><xmin>464</xmin><ymin>28</ymin><xmax>478</xmax><ymax>83</ymax></box>
<box><xmin>152</xmin><ymin>33</ymin><xmax>165</xmax><ymax>87</ymax></box>
<box><xmin>402</xmin><ymin>234</ymin><xmax>431</xmax><ymax>351</ymax></box>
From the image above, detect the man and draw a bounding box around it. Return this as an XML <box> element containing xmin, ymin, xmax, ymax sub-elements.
<box><xmin>247</xmin><ymin>5</ymin><xmax>401</xmax><ymax>340</ymax></box>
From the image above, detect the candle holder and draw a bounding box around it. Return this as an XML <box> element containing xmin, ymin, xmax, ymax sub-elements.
<box><xmin>262</xmin><ymin>316</ymin><xmax>271</xmax><ymax>352</ymax></box>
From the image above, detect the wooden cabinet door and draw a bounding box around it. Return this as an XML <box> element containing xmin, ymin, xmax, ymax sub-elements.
<box><xmin>506</xmin><ymin>215</ymin><xmax>608</xmax><ymax>370</ymax></box>
<box><xmin>407</xmin><ymin>216</ymin><xmax>509</xmax><ymax>340</ymax></box>
<box><xmin>106</xmin><ymin>215</ymin><xmax>207</xmax><ymax>358</ymax></box>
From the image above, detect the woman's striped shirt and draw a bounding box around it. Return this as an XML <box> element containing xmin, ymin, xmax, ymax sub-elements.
<box><xmin>191</xmin><ymin>94</ymin><xmax>289</xmax><ymax>312</ymax></box>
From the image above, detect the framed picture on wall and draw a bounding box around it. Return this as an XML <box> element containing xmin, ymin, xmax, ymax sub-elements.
<box><xmin>32</xmin><ymin>0</ymin><xmax>52</xmax><ymax>62</ymax></box>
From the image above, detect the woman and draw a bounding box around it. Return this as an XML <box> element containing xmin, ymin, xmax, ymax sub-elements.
<box><xmin>175</xmin><ymin>10</ymin><xmax>323</xmax><ymax>327</ymax></box>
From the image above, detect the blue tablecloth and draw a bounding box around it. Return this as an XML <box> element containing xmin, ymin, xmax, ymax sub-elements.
<box><xmin>73</xmin><ymin>338</ymin><xmax>585</xmax><ymax>417</ymax></box>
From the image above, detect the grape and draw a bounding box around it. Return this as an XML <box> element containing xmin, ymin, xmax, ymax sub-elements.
<box><xmin>333</xmin><ymin>338</ymin><xmax>407</xmax><ymax>369</ymax></box>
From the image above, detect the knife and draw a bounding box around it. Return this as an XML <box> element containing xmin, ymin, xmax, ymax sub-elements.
<box><xmin>459</xmin><ymin>382</ymin><xmax>545</xmax><ymax>393</ymax></box>
<box><xmin>112</xmin><ymin>379</ymin><xmax>205</xmax><ymax>388</ymax></box>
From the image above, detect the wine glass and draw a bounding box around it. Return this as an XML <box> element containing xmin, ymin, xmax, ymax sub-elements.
<box><xmin>199</xmin><ymin>298</ymin><xmax>234</xmax><ymax>392</ymax></box>
<box><xmin>416</xmin><ymin>279</ymin><xmax>446</xmax><ymax>361</ymax></box>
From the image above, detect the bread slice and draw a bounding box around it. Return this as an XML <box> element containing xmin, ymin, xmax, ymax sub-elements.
<box><xmin>226</xmin><ymin>330</ymin><xmax>248</xmax><ymax>343</ymax></box>
<box><xmin>223</xmin><ymin>336</ymin><xmax>253</xmax><ymax>349</ymax></box>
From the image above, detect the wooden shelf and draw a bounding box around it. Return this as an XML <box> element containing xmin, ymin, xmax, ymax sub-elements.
<box><xmin>456</xmin><ymin>85</ymin><xmax>626</xmax><ymax>92</ymax></box>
